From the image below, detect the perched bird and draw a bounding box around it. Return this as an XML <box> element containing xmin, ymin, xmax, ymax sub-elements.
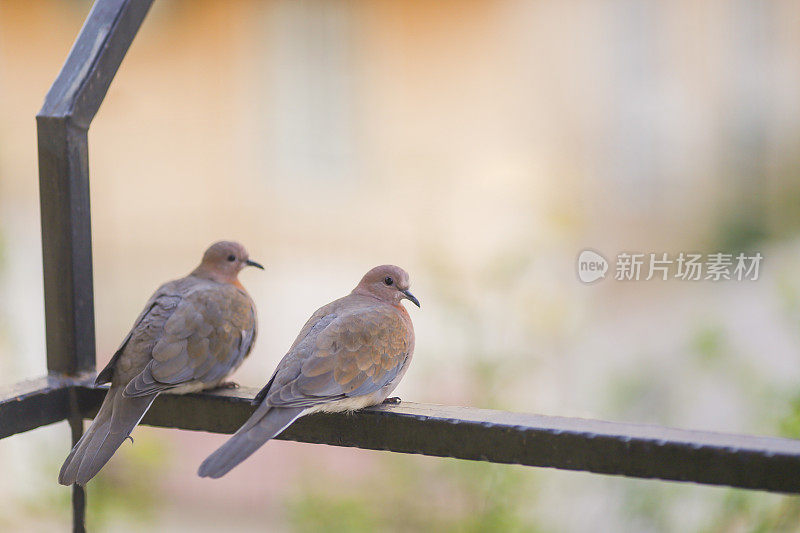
<box><xmin>198</xmin><ymin>264</ymin><xmax>419</xmax><ymax>479</ymax></box>
<box><xmin>59</xmin><ymin>241</ymin><xmax>263</xmax><ymax>486</ymax></box>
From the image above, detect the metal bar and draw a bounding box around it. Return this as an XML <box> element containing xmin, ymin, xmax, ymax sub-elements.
<box><xmin>4</xmin><ymin>378</ymin><xmax>800</xmax><ymax>494</ymax></box>
<box><xmin>71</xmin><ymin>384</ymin><xmax>800</xmax><ymax>494</ymax></box>
<box><xmin>37</xmin><ymin>118</ymin><xmax>94</xmax><ymax>375</ymax></box>
<box><xmin>37</xmin><ymin>0</ymin><xmax>154</xmax><ymax>376</ymax></box>
<box><xmin>36</xmin><ymin>3</ymin><xmax>154</xmax><ymax>529</ymax></box>
<box><xmin>71</xmin><ymin>479</ymin><xmax>86</xmax><ymax>533</ymax></box>
<box><xmin>0</xmin><ymin>378</ymin><xmax>73</xmax><ymax>439</ymax></box>
<box><xmin>67</xmin><ymin>389</ymin><xmax>86</xmax><ymax>533</ymax></box>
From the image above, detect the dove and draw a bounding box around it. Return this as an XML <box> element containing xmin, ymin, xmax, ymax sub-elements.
<box><xmin>198</xmin><ymin>264</ymin><xmax>418</xmax><ymax>479</ymax></box>
<box><xmin>59</xmin><ymin>241</ymin><xmax>263</xmax><ymax>486</ymax></box>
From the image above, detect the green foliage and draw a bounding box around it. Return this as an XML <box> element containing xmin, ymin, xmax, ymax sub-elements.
<box><xmin>286</xmin><ymin>454</ymin><xmax>541</xmax><ymax>533</ymax></box>
<box><xmin>3</xmin><ymin>443</ymin><xmax>71</xmax><ymax>530</ymax></box>
<box><xmin>715</xmin><ymin>209</ymin><xmax>769</xmax><ymax>253</ymax></box>
<box><xmin>690</xmin><ymin>324</ymin><xmax>726</xmax><ymax>365</ymax></box>
<box><xmin>778</xmin><ymin>393</ymin><xmax>800</xmax><ymax>440</ymax></box>
<box><xmin>288</xmin><ymin>491</ymin><xmax>380</xmax><ymax>533</ymax></box>
<box><xmin>15</xmin><ymin>430</ymin><xmax>170</xmax><ymax>528</ymax></box>
<box><xmin>437</xmin><ymin>459</ymin><xmax>540</xmax><ymax>533</ymax></box>
<box><xmin>699</xmin><ymin>490</ymin><xmax>800</xmax><ymax>533</ymax></box>
<box><xmin>616</xmin><ymin>480</ymin><xmax>675</xmax><ymax>533</ymax></box>
<box><xmin>713</xmin><ymin>163</ymin><xmax>800</xmax><ymax>251</ymax></box>
<box><xmin>776</xmin><ymin>270</ymin><xmax>800</xmax><ymax>334</ymax></box>
<box><xmin>604</xmin><ymin>360</ymin><xmax>674</xmax><ymax>426</ymax></box>
<box><xmin>768</xmin><ymin>163</ymin><xmax>800</xmax><ymax>241</ymax></box>
<box><xmin>84</xmin><ymin>431</ymin><xmax>170</xmax><ymax>528</ymax></box>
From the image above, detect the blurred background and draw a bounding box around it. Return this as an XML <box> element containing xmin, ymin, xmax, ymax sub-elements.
<box><xmin>2</xmin><ymin>0</ymin><xmax>800</xmax><ymax>530</ymax></box>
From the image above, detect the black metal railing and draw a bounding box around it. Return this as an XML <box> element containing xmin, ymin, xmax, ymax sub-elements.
<box><xmin>1</xmin><ymin>0</ymin><xmax>799</xmax><ymax>531</ymax></box>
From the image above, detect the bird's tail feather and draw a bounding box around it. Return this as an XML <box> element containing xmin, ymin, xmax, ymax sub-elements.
<box><xmin>58</xmin><ymin>386</ymin><xmax>157</xmax><ymax>486</ymax></box>
<box><xmin>198</xmin><ymin>405</ymin><xmax>305</xmax><ymax>479</ymax></box>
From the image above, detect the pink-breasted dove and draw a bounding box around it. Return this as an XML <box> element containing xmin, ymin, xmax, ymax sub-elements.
<box><xmin>197</xmin><ymin>264</ymin><xmax>418</xmax><ymax>479</ymax></box>
<box><xmin>59</xmin><ymin>241</ymin><xmax>262</xmax><ymax>486</ymax></box>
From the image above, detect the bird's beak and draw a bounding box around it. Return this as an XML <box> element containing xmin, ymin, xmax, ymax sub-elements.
<box><xmin>245</xmin><ymin>259</ymin><xmax>265</xmax><ymax>270</ymax></box>
<box><xmin>401</xmin><ymin>289</ymin><xmax>420</xmax><ymax>308</ymax></box>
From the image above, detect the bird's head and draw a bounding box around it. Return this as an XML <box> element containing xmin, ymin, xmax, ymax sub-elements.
<box><xmin>193</xmin><ymin>241</ymin><xmax>263</xmax><ymax>284</ymax></box>
<box><xmin>354</xmin><ymin>265</ymin><xmax>420</xmax><ymax>308</ymax></box>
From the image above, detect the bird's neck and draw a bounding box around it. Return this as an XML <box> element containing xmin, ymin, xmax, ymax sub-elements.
<box><xmin>351</xmin><ymin>287</ymin><xmax>383</xmax><ymax>302</ymax></box>
<box><xmin>351</xmin><ymin>286</ymin><xmax>371</xmax><ymax>299</ymax></box>
<box><xmin>191</xmin><ymin>265</ymin><xmax>243</xmax><ymax>289</ymax></box>
<box><xmin>351</xmin><ymin>287</ymin><xmax>406</xmax><ymax>313</ymax></box>
<box><xmin>394</xmin><ymin>301</ymin><xmax>412</xmax><ymax>320</ymax></box>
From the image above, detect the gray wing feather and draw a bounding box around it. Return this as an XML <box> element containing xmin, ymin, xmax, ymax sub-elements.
<box><xmin>95</xmin><ymin>292</ymin><xmax>182</xmax><ymax>385</ymax></box>
<box><xmin>260</xmin><ymin>306</ymin><xmax>411</xmax><ymax>408</ymax></box>
<box><xmin>197</xmin><ymin>405</ymin><xmax>305</xmax><ymax>478</ymax></box>
<box><xmin>59</xmin><ymin>386</ymin><xmax>157</xmax><ymax>486</ymax></box>
<box><xmin>124</xmin><ymin>285</ymin><xmax>256</xmax><ymax>398</ymax></box>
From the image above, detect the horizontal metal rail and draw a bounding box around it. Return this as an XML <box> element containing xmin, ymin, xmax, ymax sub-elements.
<box><xmin>3</xmin><ymin>377</ymin><xmax>800</xmax><ymax>494</ymax></box>
<box><xmin>0</xmin><ymin>378</ymin><xmax>73</xmax><ymax>440</ymax></box>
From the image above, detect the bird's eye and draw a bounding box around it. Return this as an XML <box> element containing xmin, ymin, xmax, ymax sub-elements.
<box><xmin>384</xmin><ymin>276</ymin><xmax>393</xmax><ymax>286</ymax></box>
<box><xmin>227</xmin><ymin>255</ymin><xmax>236</xmax><ymax>262</ymax></box>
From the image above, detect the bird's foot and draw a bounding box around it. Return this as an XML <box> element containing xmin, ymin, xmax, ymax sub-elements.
<box><xmin>215</xmin><ymin>381</ymin><xmax>240</xmax><ymax>390</ymax></box>
<box><xmin>382</xmin><ymin>397</ymin><xmax>402</xmax><ymax>405</ymax></box>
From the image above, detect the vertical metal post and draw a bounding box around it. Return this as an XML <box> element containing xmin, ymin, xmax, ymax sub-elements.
<box><xmin>37</xmin><ymin>119</ymin><xmax>95</xmax><ymax>375</ymax></box>
<box><xmin>68</xmin><ymin>389</ymin><xmax>86</xmax><ymax>533</ymax></box>
<box><xmin>36</xmin><ymin>1</ymin><xmax>153</xmax><ymax>529</ymax></box>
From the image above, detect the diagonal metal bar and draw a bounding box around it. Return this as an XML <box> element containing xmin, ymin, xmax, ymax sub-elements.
<box><xmin>37</xmin><ymin>0</ymin><xmax>154</xmax><ymax>377</ymax></box>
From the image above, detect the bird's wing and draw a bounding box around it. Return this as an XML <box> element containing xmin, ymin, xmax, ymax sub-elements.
<box><xmin>261</xmin><ymin>305</ymin><xmax>412</xmax><ymax>408</ymax></box>
<box><xmin>123</xmin><ymin>284</ymin><xmax>257</xmax><ymax>397</ymax></box>
<box><xmin>251</xmin><ymin>301</ymin><xmax>338</xmax><ymax>405</ymax></box>
<box><xmin>95</xmin><ymin>283</ymin><xmax>183</xmax><ymax>386</ymax></box>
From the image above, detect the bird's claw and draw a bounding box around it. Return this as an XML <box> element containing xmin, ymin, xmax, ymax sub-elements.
<box><xmin>382</xmin><ymin>397</ymin><xmax>402</xmax><ymax>405</ymax></box>
<box><xmin>216</xmin><ymin>381</ymin><xmax>240</xmax><ymax>390</ymax></box>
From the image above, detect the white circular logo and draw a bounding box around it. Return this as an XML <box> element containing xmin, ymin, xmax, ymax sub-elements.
<box><xmin>577</xmin><ymin>249</ymin><xmax>608</xmax><ymax>284</ymax></box>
